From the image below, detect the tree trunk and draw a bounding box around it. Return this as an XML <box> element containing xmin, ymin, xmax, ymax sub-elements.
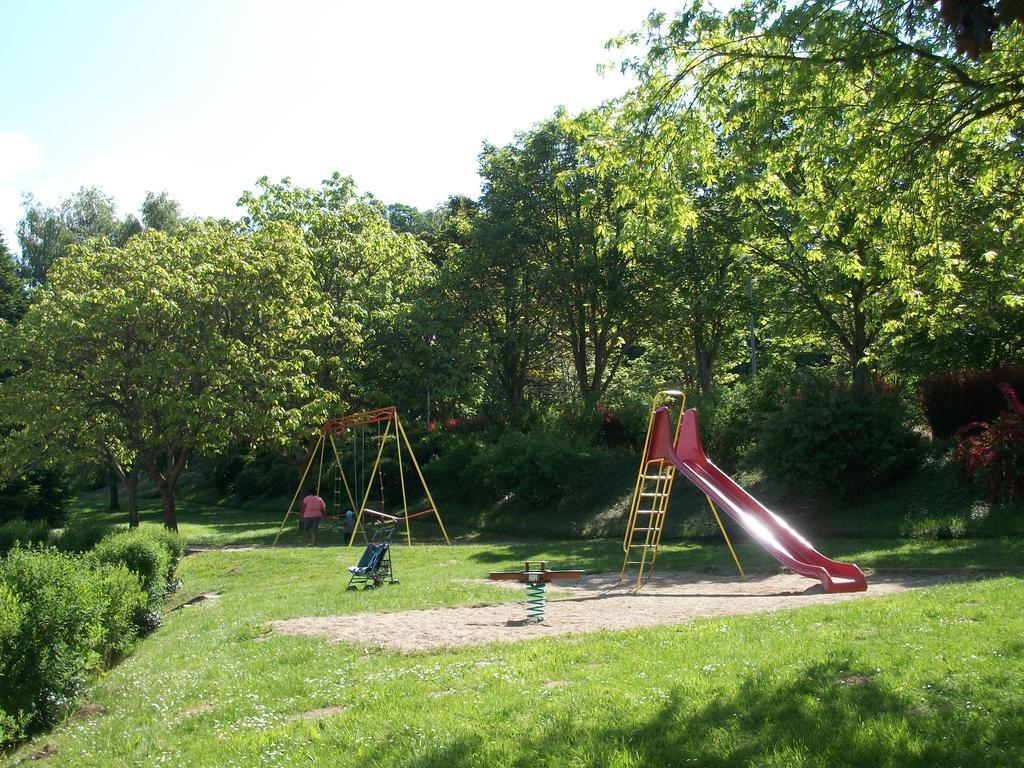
<box><xmin>110</xmin><ymin>458</ymin><xmax>139</xmax><ymax>528</ymax></box>
<box><xmin>146</xmin><ymin>446</ymin><xmax>189</xmax><ymax>533</ymax></box>
<box><xmin>124</xmin><ymin>474</ymin><xmax>140</xmax><ymax>528</ymax></box>
<box><xmin>157</xmin><ymin>481</ymin><xmax>178</xmax><ymax>533</ymax></box>
<box><xmin>108</xmin><ymin>471</ymin><xmax>120</xmax><ymax>511</ymax></box>
<box><xmin>850</xmin><ymin>279</ymin><xmax>870</xmax><ymax>393</ymax></box>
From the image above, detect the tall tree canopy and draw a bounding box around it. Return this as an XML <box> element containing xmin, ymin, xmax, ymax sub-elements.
<box><xmin>16</xmin><ymin>187</ymin><xmax>142</xmax><ymax>284</ymax></box>
<box><xmin>0</xmin><ymin>221</ymin><xmax>328</xmax><ymax>530</ymax></box>
<box><xmin>472</xmin><ymin>109</ymin><xmax>658</xmax><ymax>414</ymax></box>
<box><xmin>615</xmin><ymin>0</ymin><xmax>1024</xmax><ymax>386</ymax></box>
<box><xmin>0</xmin><ymin>232</ymin><xmax>27</xmax><ymax>326</ymax></box>
<box><xmin>240</xmin><ymin>174</ymin><xmax>432</xmax><ymax>410</ymax></box>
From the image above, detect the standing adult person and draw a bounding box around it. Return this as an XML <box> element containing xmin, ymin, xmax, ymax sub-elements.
<box><xmin>300</xmin><ymin>486</ymin><xmax>326</xmax><ymax>546</ymax></box>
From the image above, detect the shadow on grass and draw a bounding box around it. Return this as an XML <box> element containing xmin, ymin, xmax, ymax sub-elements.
<box><xmin>380</xmin><ymin>655</ymin><xmax>1023</xmax><ymax>768</ymax></box>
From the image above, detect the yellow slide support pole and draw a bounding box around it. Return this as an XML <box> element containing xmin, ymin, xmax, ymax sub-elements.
<box><xmin>273</xmin><ymin>431</ymin><xmax>324</xmax><ymax>545</ymax></box>
<box><xmin>396</xmin><ymin>416</ymin><xmax>451</xmax><ymax>545</ymax></box>
<box><xmin>707</xmin><ymin>496</ymin><xmax>745</xmax><ymax>579</ymax></box>
<box><xmin>348</xmin><ymin>420</ymin><xmax>392</xmax><ymax>546</ymax></box>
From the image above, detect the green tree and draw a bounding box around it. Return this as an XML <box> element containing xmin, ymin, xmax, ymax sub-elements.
<box><xmin>618</xmin><ymin>0</ymin><xmax>1024</xmax><ymax>387</ymax></box>
<box><xmin>0</xmin><ymin>221</ymin><xmax>328</xmax><ymax>530</ymax></box>
<box><xmin>373</xmin><ymin>197</ymin><xmax>486</xmax><ymax>419</ymax></box>
<box><xmin>474</xmin><ymin>110</ymin><xmax>654</xmax><ymax>414</ymax></box>
<box><xmin>16</xmin><ymin>187</ymin><xmax>142</xmax><ymax>284</ymax></box>
<box><xmin>141</xmin><ymin>190</ymin><xmax>185</xmax><ymax>233</ymax></box>
<box><xmin>240</xmin><ymin>174</ymin><xmax>432</xmax><ymax>411</ymax></box>
<box><xmin>0</xmin><ymin>231</ymin><xmax>27</xmax><ymax>325</ymax></box>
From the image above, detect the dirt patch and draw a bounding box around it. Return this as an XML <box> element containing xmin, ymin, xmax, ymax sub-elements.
<box><xmin>17</xmin><ymin>743</ymin><xmax>56</xmax><ymax>763</ymax></box>
<box><xmin>271</xmin><ymin>570</ymin><xmax>972</xmax><ymax>652</ymax></box>
<box><xmin>288</xmin><ymin>706</ymin><xmax>348</xmax><ymax>721</ymax></box>
<box><xmin>836</xmin><ymin>675</ymin><xmax>874</xmax><ymax>687</ymax></box>
<box><xmin>181</xmin><ymin>703</ymin><xmax>214</xmax><ymax>718</ymax></box>
<box><xmin>168</xmin><ymin>592</ymin><xmax>222</xmax><ymax>612</ymax></box>
<box><xmin>71</xmin><ymin>704</ymin><xmax>104</xmax><ymax>719</ymax></box>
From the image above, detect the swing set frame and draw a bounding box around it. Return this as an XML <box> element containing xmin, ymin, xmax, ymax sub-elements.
<box><xmin>272</xmin><ymin>406</ymin><xmax>451</xmax><ymax>547</ymax></box>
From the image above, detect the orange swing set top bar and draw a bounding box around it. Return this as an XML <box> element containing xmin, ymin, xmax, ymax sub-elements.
<box><xmin>273</xmin><ymin>406</ymin><xmax>451</xmax><ymax>547</ymax></box>
<box><xmin>323</xmin><ymin>406</ymin><xmax>398</xmax><ymax>435</ymax></box>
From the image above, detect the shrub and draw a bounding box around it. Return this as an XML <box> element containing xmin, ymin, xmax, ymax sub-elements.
<box><xmin>138</xmin><ymin>527</ymin><xmax>186</xmax><ymax>585</ymax></box>
<box><xmin>919</xmin><ymin>367</ymin><xmax>1024</xmax><ymax>439</ymax></box>
<box><xmin>91</xmin><ymin>531</ymin><xmax>172</xmax><ymax>609</ymax></box>
<box><xmin>54</xmin><ymin>518</ymin><xmax>121</xmax><ymax>553</ymax></box>
<box><xmin>199</xmin><ymin>443</ymin><xmax>249</xmax><ymax>492</ymax></box>
<box><xmin>91</xmin><ymin>563</ymin><xmax>148</xmax><ymax>663</ymax></box>
<box><xmin>461</xmin><ymin>427</ymin><xmax>612</xmax><ymax>505</ymax></box>
<box><xmin>0</xmin><ymin>582</ymin><xmax>29</xmax><ymax>745</ymax></box>
<box><xmin>0</xmin><ymin>547</ymin><xmax>144</xmax><ymax>745</ymax></box>
<box><xmin>953</xmin><ymin>383</ymin><xmax>1024</xmax><ymax>502</ymax></box>
<box><xmin>136</xmin><ymin>528</ymin><xmax>186</xmax><ymax>593</ymax></box>
<box><xmin>752</xmin><ymin>385</ymin><xmax>923</xmax><ymax>500</ymax></box>
<box><xmin>684</xmin><ymin>366</ymin><xmax>806</xmax><ymax>472</ymax></box>
<box><xmin>0</xmin><ymin>518</ymin><xmax>49</xmax><ymax>555</ymax></box>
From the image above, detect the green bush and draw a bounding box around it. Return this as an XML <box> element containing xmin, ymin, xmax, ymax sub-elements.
<box><xmin>91</xmin><ymin>531</ymin><xmax>172</xmax><ymax>609</ymax></box>
<box><xmin>0</xmin><ymin>518</ymin><xmax>49</xmax><ymax>555</ymax></box>
<box><xmin>138</xmin><ymin>527</ymin><xmax>186</xmax><ymax>584</ymax></box>
<box><xmin>92</xmin><ymin>563</ymin><xmax>148</xmax><ymax>663</ymax></box>
<box><xmin>54</xmin><ymin>518</ymin><xmax>121</xmax><ymax>553</ymax></box>
<box><xmin>0</xmin><ymin>582</ymin><xmax>29</xmax><ymax>745</ymax></box>
<box><xmin>0</xmin><ymin>547</ymin><xmax>145</xmax><ymax>745</ymax></box>
<box><xmin>751</xmin><ymin>385</ymin><xmax>923</xmax><ymax>501</ymax></box>
<box><xmin>460</xmin><ymin>427</ymin><xmax>612</xmax><ymax>505</ymax></box>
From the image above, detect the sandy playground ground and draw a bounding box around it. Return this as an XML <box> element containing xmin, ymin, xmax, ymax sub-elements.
<box><xmin>271</xmin><ymin>570</ymin><xmax>975</xmax><ymax>652</ymax></box>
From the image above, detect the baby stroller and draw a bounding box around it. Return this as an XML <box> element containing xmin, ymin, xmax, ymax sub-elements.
<box><xmin>346</xmin><ymin>514</ymin><xmax>399</xmax><ymax>590</ymax></box>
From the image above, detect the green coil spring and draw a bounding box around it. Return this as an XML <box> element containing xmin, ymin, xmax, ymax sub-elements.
<box><xmin>526</xmin><ymin>581</ymin><xmax>546</xmax><ymax>622</ymax></box>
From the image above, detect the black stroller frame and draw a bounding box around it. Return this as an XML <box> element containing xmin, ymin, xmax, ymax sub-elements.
<box><xmin>346</xmin><ymin>516</ymin><xmax>399</xmax><ymax>590</ymax></box>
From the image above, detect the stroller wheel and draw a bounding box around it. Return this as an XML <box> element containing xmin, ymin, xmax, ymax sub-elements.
<box><xmin>363</xmin><ymin>583</ymin><xmax>377</xmax><ymax>590</ymax></box>
<box><xmin>389</xmin><ymin>580</ymin><xmax>400</xmax><ymax>585</ymax></box>
<box><xmin>346</xmin><ymin>585</ymin><xmax>358</xmax><ymax>591</ymax></box>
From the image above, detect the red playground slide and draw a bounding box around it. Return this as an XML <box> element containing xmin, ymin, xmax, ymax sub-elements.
<box><xmin>647</xmin><ymin>406</ymin><xmax>868</xmax><ymax>593</ymax></box>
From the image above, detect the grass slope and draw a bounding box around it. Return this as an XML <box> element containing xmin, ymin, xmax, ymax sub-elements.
<box><xmin>68</xmin><ymin>439</ymin><xmax>1024</xmax><ymax>548</ymax></box>
<box><xmin>3</xmin><ymin>541</ymin><xmax>1024</xmax><ymax>767</ymax></box>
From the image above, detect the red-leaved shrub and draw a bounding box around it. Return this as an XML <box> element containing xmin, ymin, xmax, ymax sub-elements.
<box><xmin>920</xmin><ymin>367</ymin><xmax>1024</xmax><ymax>439</ymax></box>
<box><xmin>953</xmin><ymin>383</ymin><xmax>1024</xmax><ymax>502</ymax></box>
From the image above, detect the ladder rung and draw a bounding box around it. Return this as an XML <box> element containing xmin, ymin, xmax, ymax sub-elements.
<box><xmin>634</xmin><ymin>510</ymin><xmax>659</xmax><ymax>515</ymax></box>
<box><xmin>631</xmin><ymin>527</ymin><xmax>659</xmax><ymax>532</ymax></box>
<box><xmin>643</xmin><ymin>474</ymin><xmax>670</xmax><ymax>480</ymax></box>
<box><xmin>639</xmin><ymin>492</ymin><xmax>666</xmax><ymax>498</ymax></box>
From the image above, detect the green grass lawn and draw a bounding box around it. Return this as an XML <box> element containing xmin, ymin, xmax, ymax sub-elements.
<box><xmin>30</xmin><ymin>470</ymin><xmax>1024</xmax><ymax>767</ymax></box>
<box><xmin>4</xmin><ymin>535</ymin><xmax>1024</xmax><ymax>767</ymax></box>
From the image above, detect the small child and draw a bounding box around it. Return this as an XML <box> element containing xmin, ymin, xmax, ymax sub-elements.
<box><xmin>343</xmin><ymin>508</ymin><xmax>355</xmax><ymax>542</ymax></box>
<box><xmin>300</xmin><ymin>487</ymin><xmax>326</xmax><ymax>546</ymax></box>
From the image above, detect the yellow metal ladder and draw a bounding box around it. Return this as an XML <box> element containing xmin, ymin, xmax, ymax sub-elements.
<box><xmin>621</xmin><ymin>459</ymin><xmax>677</xmax><ymax>587</ymax></box>
<box><xmin>620</xmin><ymin>391</ymin><xmax>685</xmax><ymax>588</ymax></box>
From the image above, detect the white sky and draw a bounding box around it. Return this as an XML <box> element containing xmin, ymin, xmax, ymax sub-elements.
<box><xmin>0</xmin><ymin>1</ymin><xmax>666</xmax><ymax>250</ymax></box>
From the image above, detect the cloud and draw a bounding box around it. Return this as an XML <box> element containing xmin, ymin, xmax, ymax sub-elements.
<box><xmin>0</xmin><ymin>132</ymin><xmax>45</xmax><ymax>244</ymax></box>
<box><xmin>0</xmin><ymin>132</ymin><xmax>43</xmax><ymax>183</ymax></box>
